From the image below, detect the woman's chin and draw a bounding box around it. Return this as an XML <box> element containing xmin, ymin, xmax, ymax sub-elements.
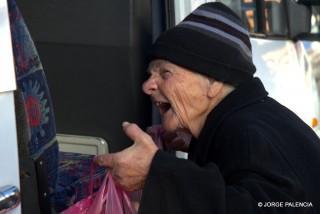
<box><xmin>161</xmin><ymin>121</ymin><xmax>179</xmax><ymax>133</ymax></box>
<box><xmin>161</xmin><ymin>110</ymin><xmax>182</xmax><ymax>132</ymax></box>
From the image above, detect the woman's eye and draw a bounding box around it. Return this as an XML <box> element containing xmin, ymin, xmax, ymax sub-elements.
<box><xmin>161</xmin><ymin>70</ymin><xmax>172</xmax><ymax>79</ymax></box>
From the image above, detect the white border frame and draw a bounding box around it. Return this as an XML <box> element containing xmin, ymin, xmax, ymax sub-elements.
<box><xmin>0</xmin><ymin>0</ymin><xmax>20</xmax><ymax>213</ymax></box>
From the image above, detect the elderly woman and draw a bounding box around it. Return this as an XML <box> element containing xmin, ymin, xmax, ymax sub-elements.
<box><xmin>96</xmin><ymin>2</ymin><xmax>320</xmax><ymax>213</ymax></box>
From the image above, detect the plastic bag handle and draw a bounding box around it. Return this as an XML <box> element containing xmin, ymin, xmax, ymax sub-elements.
<box><xmin>121</xmin><ymin>189</ymin><xmax>136</xmax><ymax>214</ymax></box>
<box><xmin>103</xmin><ymin>172</ymin><xmax>136</xmax><ymax>214</ymax></box>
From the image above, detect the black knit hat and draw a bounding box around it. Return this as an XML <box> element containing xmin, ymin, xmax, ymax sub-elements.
<box><xmin>148</xmin><ymin>2</ymin><xmax>256</xmax><ymax>86</ymax></box>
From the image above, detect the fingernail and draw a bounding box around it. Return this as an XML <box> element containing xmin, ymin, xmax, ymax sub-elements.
<box><xmin>122</xmin><ymin>121</ymin><xmax>130</xmax><ymax>128</ymax></box>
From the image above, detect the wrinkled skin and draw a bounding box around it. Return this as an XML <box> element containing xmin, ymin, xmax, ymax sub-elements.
<box><xmin>95</xmin><ymin>122</ymin><xmax>158</xmax><ymax>191</ymax></box>
<box><xmin>143</xmin><ymin>60</ymin><xmax>216</xmax><ymax>137</ymax></box>
<box><xmin>95</xmin><ymin>60</ymin><xmax>232</xmax><ymax>202</ymax></box>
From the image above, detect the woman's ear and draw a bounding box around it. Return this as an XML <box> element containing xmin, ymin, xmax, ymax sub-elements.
<box><xmin>207</xmin><ymin>80</ymin><xmax>224</xmax><ymax>98</ymax></box>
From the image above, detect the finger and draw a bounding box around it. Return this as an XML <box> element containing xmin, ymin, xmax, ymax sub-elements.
<box><xmin>122</xmin><ymin>121</ymin><xmax>150</xmax><ymax>143</ymax></box>
<box><xmin>94</xmin><ymin>154</ymin><xmax>115</xmax><ymax>168</ymax></box>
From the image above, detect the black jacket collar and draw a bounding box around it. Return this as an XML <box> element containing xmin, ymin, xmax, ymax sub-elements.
<box><xmin>188</xmin><ymin>77</ymin><xmax>269</xmax><ymax>164</ymax></box>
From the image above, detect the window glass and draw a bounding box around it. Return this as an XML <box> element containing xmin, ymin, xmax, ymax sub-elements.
<box><xmin>242</xmin><ymin>0</ymin><xmax>258</xmax><ymax>32</ymax></box>
<box><xmin>263</xmin><ymin>0</ymin><xmax>287</xmax><ymax>35</ymax></box>
<box><xmin>311</xmin><ymin>6</ymin><xmax>320</xmax><ymax>34</ymax></box>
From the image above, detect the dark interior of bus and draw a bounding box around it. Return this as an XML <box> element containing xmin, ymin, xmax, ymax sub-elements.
<box><xmin>16</xmin><ymin>0</ymin><xmax>163</xmax><ymax>153</ymax></box>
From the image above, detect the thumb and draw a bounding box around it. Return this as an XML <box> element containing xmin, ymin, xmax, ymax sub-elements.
<box><xmin>122</xmin><ymin>121</ymin><xmax>151</xmax><ymax>143</ymax></box>
<box><xmin>95</xmin><ymin>153</ymin><xmax>115</xmax><ymax>168</ymax></box>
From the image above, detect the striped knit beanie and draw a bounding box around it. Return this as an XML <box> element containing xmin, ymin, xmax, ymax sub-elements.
<box><xmin>149</xmin><ymin>2</ymin><xmax>256</xmax><ymax>86</ymax></box>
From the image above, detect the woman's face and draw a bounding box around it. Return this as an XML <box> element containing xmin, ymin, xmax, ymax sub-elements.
<box><xmin>142</xmin><ymin>59</ymin><xmax>213</xmax><ymax>136</ymax></box>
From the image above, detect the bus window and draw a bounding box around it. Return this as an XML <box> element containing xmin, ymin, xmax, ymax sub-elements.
<box><xmin>174</xmin><ymin>0</ymin><xmax>315</xmax><ymax>37</ymax></box>
<box><xmin>262</xmin><ymin>0</ymin><xmax>287</xmax><ymax>35</ymax></box>
<box><xmin>217</xmin><ymin>0</ymin><xmax>288</xmax><ymax>36</ymax></box>
<box><xmin>311</xmin><ymin>5</ymin><xmax>320</xmax><ymax>34</ymax></box>
<box><xmin>242</xmin><ymin>0</ymin><xmax>258</xmax><ymax>33</ymax></box>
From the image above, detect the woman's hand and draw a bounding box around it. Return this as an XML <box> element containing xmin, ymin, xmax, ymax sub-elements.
<box><xmin>95</xmin><ymin>122</ymin><xmax>158</xmax><ymax>191</ymax></box>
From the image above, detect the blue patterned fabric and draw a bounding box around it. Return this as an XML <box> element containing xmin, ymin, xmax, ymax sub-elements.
<box><xmin>54</xmin><ymin>152</ymin><xmax>106</xmax><ymax>212</ymax></box>
<box><xmin>9</xmin><ymin>0</ymin><xmax>58</xmax><ymax>196</ymax></box>
<box><xmin>9</xmin><ymin>0</ymin><xmax>107</xmax><ymax>211</ymax></box>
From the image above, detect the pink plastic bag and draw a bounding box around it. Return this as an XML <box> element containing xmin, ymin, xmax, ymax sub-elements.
<box><xmin>61</xmin><ymin>126</ymin><xmax>165</xmax><ymax>214</ymax></box>
<box><xmin>88</xmin><ymin>172</ymin><xmax>135</xmax><ymax>214</ymax></box>
<box><xmin>61</xmin><ymin>167</ymin><xmax>135</xmax><ymax>214</ymax></box>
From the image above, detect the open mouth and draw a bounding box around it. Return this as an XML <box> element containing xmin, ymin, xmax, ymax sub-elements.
<box><xmin>155</xmin><ymin>101</ymin><xmax>171</xmax><ymax>115</ymax></box>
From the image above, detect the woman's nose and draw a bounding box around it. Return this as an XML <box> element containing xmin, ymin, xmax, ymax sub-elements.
<box><xmin>142</xmin><ymin>76</ymin><xmax>158</xmax><ymax>95</ymax></box>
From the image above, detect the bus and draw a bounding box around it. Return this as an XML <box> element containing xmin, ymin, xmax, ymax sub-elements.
<box><xmin>0</xmin><ymin>0</ymin><xmax>319</xmax><ymax>213</ymax></box>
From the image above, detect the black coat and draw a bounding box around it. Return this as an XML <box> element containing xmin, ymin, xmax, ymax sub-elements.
<box><xmin>139</xmin><ymin>78</ymin><xmax>320</xmax><ymax>214</ymax></box>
